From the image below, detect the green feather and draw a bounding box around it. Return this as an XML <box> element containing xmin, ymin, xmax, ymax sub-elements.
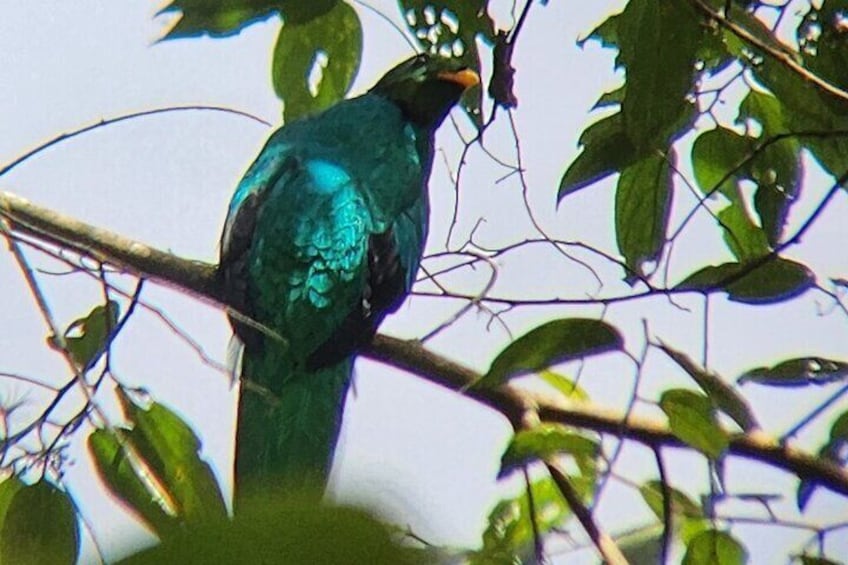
<box><xmin>220</xmin><ymin>54</ymin><xmax>479</xmax><ymax>500</ymax></box>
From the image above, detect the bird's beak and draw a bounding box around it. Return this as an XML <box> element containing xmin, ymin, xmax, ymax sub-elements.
<box><xmin>438</xmin><ymin>68</ymin><xmax>480</xmax><ymax>90</ymax></box>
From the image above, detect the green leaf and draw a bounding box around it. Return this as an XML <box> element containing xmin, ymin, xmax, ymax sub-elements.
<box><xmin>592</xmin><ymin>85</ymin><xmax>625</xmax><ymax>110</ymax></box>
<box><xmin>801</xmin><ymin>408</ymin><xmax>848</xmax><ymax>510</ymax></box>
<box><xmin>499</xmin><ymin>424</ymin><xmax>599</xmax><ymax>479</ymax></box>
<box><xmin>617</xmin><ymin>0</ymin><xmax>700</xmax><ymax>152</ymax></box>
<box><xmin>660</xmin><ymin>389</ymin><xmax>728</xmax><ymax>459</ymax></box>
<box><xmin>272</xmin><ymin>1</ymin><xmax>362</xmax><ymax>122</ymax></box>
<box><xmin>89</xmin><ymin>428</ymin><xmax>180</xmax><ymax>537</ymax></box>
<box><xmin>737</xmin><ymin>90</ymin><xmax>802</xmax><ymax>246</ymax></box>
<box><xmin>798</xmin><ymin>556</ymin><xmax>843</xmax><ymax>565</ymax></box>
<box><xmin>659</xmin><ymin>343</ymin><xmax>758</xmax><ymax>432</ymax></box>
<box><xmin>558</xmin><ymin>112</ymin><xmax>638</xmax><ymax>200</ymax></box>
<box><xmin>829</xmin><ymin>410</ymin><xmax>848</xmax><ymax>444</ymax></box>
<box><xmin>738</xmin><ymin>357</ymin><xmax>848</xmax><ymax>387</ymax></box>
<box><xmin>798</xmin><ymin>2</ymin><xmax>848</xmax><ymax>93</ymax></box>
<box><xmin>0</xmin><ymin>477</ymin><xmax>24</xmax><ymax>533</ymax></box>
<box><xmin>616</xmin><ymin>525</ymin><xmax>664</xmax><ymax>565</ymax></box>
<box><xmin>475</xmin><ymin>318</ymin><xmax>623</xmax><ymax>389</ymax></box>
<box><xmin>676</xmin><ymin>258</ymin><xmax>814</xmax><ymax>305</ymax></box>
<box><xmin>682</xmin><ymin>530</ymin><xmax>748</xmax><ymax>565</ymax></box>
<box><xmin>539</xmin><ymin>370</ymin><xmax>590</xmax><ymax>402</ymax></box>
<box><xmin>157</xmin><ymin>0</ymin><xmax>280</xmax><ymax>39</ymax></box>
<box><xmin>640</xmin><ymin>480</ymin><xmax>703</xmax><ymax>520</ymax></box>
<box><xmin>742</xmin><ymin>7</ymin><xmax>848</xmax><ymax>178</ymax></box>
<box><xmin>89</xmin><ymin>390</ymin><xmax>227</xmax><ymax>538</ymax></box>
<box><xmin>64</xmin><ymin>301</ymin><xmax>120</xmax><ymax>369</ymax></box>
<box><xmin>615</xmin><ymin>150</ymin><xmax>673</xmax><ymax>281</ymax></box>
<box><xmin>578</xmin><ymin>12</ymin><xmax>621</xmax><ymax>50</ymax></box>
<box><xmin>690</xmin><ymin>127</ymin><xmax>771</xmax><ymax>260</ymax></box>
<box><xmin>0</xmin><ymin>481</ymin><xmax>79</xmax><ymax>565</ymax></box>
<box><xmin>399</xmin><ymin>0</ymin><xmax>495</xmax><ymax>127</ymax></box>
<box><xmin>716</xmin><ymin>192</ymin><xmax>771</xmax><ymax>261</ymax></box>
<box><xmin>724</xmin><ymin>258</ymin><xmax>814</xmax><ymax>304</ymax></box>
<box><xmin>691</xmin><ymin>127</ymin><xmax>753</xmax><ymax>198</ymax></box>
<box><xmin>639</xmin><ymin>480</ymin><xmax>708</xmax><ymax>543</ymax></box>
<box><xmin>119</xmin><ymin>490</ymin><xmax>420</xmax><ymax>565</ymax></box>
<box><xmin>472</xmin><ymin>478</ymin><xmax>569</xmax><ymax>564</ymax></box>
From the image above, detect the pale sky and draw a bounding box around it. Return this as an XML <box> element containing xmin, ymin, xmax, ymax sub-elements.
<box><xmin>2</xmin><ymin>1</ymin><xmax>847</xmax><ymax>563</ymax></box>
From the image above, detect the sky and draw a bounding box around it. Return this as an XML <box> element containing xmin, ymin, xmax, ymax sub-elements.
<box><xmin>1</xmin><ymin>0</ymin><xmax>848</xmax><ymax>563</ymax></box>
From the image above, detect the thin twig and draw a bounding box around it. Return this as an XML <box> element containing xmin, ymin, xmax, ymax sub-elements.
<box><xmin>653</xmin><ymin>448</ymin><xmax>671</xmax><ymax>565</ymax></box>
<box><xmin>545</xmin><ymin>461</ymin><xmax>629</xmax><ymax>565</ymax></box>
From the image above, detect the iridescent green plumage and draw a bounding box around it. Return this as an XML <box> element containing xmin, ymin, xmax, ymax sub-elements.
<box><xmin>219</xmin><ymin>55</ymin><xmax>477</xmax><ymax>497</ymax></box>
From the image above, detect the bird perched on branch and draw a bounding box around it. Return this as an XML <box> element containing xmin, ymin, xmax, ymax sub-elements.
<box><xmin>219</xmin><ymin>54</ymin><xmax>479</xmax><ymax>498</ymax></box>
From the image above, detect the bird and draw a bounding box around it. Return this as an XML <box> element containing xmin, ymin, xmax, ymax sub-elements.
<box><xmin>218</xmin><ymin>54</ymin><xmax>479</xmax><ymax>498</ymax></box>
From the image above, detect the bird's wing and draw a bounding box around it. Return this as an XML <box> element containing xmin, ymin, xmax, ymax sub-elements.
<box><xmin>221</xmin><ymin>146</ymin><xmax>423</xmax><ymax>371</ymax></box>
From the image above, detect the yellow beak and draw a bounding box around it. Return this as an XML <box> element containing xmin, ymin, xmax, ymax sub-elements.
<box><xmin>438</xmin><ymin>68</ymin><xmax>480</xmax><ymax>89</ymax></box>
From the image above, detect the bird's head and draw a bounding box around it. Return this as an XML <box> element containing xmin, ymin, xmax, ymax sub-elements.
<box><xmin>370</xmin><ymin>54</ymin><xmax>480</xmax><ymax>129</ymax></box>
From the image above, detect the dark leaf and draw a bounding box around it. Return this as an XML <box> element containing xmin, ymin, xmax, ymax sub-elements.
<box><xmin>499</xmin><ymin>424</ymin><xmax>599</xmax><ymax>479</ymax></box>
<box><xmin>615</xmin><ymin>150</ymin><xmax>673</xmax><ymax>281</ymax></box>
<box><xmin>0</xmin><ymin>481</ymin><xmax>79</xmax><ymax>565</ymax></box>
<box><xmin>592</xmin><ymin>85</ymin><xmax>625</xmax><ymax>110</ymax></box>
<box><xmin>737</xmin><ymin>90</ymin><xmax>802</xmax><ymax>246</ymax></box>
<box><xmin>119</xmin><ymin>489</ymin><xmax>420</xmax><ymax>565</ymax></box>
<box><xmin>724</xmin><ymin>258</ymin><xmax>814</xmax><ymax>304</ymax></box>
<box><xmin>738</xmin><ymin>357</ymin><xmax>848</xmax><ymax>387</ymax></box>
<box><xmin>64</xmin><ymin>301</ymin><xmax>120</xmax><ymax>369</ymax></box>
<box><xmin>558</xmin><ymin>112</ymin><xmax>637</xmax><ymax>200</ymax></box>
<box><xmin>272</xmin><ymin>1</ymin><xmax>362</xmax><ymax>122</ymax></box>
<box><xmin>475</xmin><ymin>318</ymin><xmax>623</xmax><ymax>389</ymax></box>
<box><xmin>578</xmin><ymin>12</ymin><xmax>621</xmax><ymax>50</ymax></box>
<box><xmin>798</xmin><ymin>2</ymin><xmax>848</xmax><ymax>93</ymax></box>
<box><xmin>798</xmin><ymin>556</ymin><xmax>843</xmax><ymax>565</ymax></box>
<box><xmin>676</xmin><ymin>258</ymin><xmax>814</xmax><ymax>305</ymax></box>
<box><xmin>660</xmin><ymin>389</ymin><xmax>728</xmax><ymax>459</ymax></box>
<box><xmin>659</xmin><ymin>342</ymin><xmax>758</xmax><ymax>432</ymax></box>
<box><xmin>617</xmin><ymin>0</ymin><xmax>700</xmax><ymax>152</ymax></box>
<box><xmin>158</xmin><ymin>0</ymin><xmax>281</xmax><ymax>39</ymax></box>
<box><xmin>741</xmin><ymin>6</ymin><xmax>848</xmax><ymax>178</ymax></box>
<box><xmin>682</xmin><ymin>529</ymin><xmax>748</xmax><ymax>565</ymax></box>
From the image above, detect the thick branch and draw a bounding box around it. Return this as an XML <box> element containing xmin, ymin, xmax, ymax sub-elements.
<box><xmin>0</xmin><ymin>191</ymin><xmax>221</xmax><ymax>301</ymax></box>
<box><xmin>367</xmin><ymin>335</ymin><xmax>848</xmax><ymax>498</ymax></box>
<box><xmin>3</xmin><ymin>190</ymin><xmax>848</xmax><ymax>499</ymax></box>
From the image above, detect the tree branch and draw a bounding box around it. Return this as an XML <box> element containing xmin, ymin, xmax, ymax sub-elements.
<box><xmin>2</xmin><ymin>189</ymin><xmax>848</xmax><ymax>500</ymax></box>
<box><xmin>688</xmin><ymin>0</ymin><xmax>848</xmax><ymax>105</ymax></box>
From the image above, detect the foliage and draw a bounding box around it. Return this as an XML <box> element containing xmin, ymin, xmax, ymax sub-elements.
<box><xmin>2</xmin><ymin>0</ymin><xmax>848</xmax><ymax>563</ymax></box>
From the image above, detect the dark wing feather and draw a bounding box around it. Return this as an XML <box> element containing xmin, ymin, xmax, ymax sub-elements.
<box><xmin>219</xmin><ymin>154</ymin><xmax>299</xmax><ymax>353</ymax></box>
<box><xmin>306</xmin><ymin>228</ymin><xmax>407</xmax><ymax>370</ymax></box>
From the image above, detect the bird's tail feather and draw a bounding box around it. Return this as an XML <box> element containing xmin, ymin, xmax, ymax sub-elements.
<box><xmin>235</xmin><ymin>349</ymin><xmax>352</xmax><ymax>501</ymax></box>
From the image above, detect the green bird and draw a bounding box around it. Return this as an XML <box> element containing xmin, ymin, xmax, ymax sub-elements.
<box><xmin>219</xmin><ymin>54</ymin><xmax>479</xmax><ymax>497</ymax></box>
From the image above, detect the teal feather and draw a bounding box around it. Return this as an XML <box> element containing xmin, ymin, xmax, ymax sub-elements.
<box><xmin>219</xmin><ymin>55</ymin><xmax>477</xmax><ymax>498</ymax></box>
